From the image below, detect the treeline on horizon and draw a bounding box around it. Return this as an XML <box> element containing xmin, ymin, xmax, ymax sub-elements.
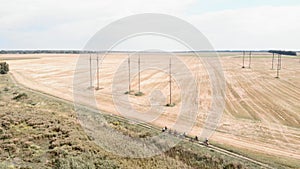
<box><xmin>268</xmin><ymin>50</ymin><xmax>297</xmax><ymax>56</ymax></box>
<box><xmin>0</xmin><ymin>50</ymin><xmax>82</xmax><ymax>54</ymax></box>
<box><xmin>0</xmin><ymin>50</ymin><xmax>298</xmax><ymax>55</ymax></box>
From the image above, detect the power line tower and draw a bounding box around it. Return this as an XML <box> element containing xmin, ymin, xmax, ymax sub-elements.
<box><xmin>128</xmin><ymin>54</ymin><xmax>131</xmax><ymax>93</ymax></box>
<box><xmin>169</xmin><ymin>56</ymin><xmax>172</xmax><ymax>106</ymax></box>
<box><xmin>271</xmin><ymin>52</ymin><xmax>275</xmax><ymax>69</ymax></box>
<box><xmin>138</xmin><ymin>54</ymin><xmax>141</xmax><ymax>93</ymax></box>
<box><xmin>169</xmin><ymin>56</ymin><xmax>171</xmax><ymax>105</ymax></box>
<box><xmin>242</xmin><ymin>51</ymin><xmax>245</xmax><ymax>68</ymax></box>
<box><xmin>248</xmin><ymin>51</ymin><xmax>252</xmax><ymax>68</ymax></box>
<box><xmin>95</xmin><ymin>53</ymin><xmax>100</xmax><ymax>90</ymax></box>
<box><xmin>279</xmin><ymin>53</ymin><xmax>282</xmax><ymax>70</ymax></box>
<box><xmin>276</xmin><ymin>54</ymin><xmax>281</xmax><ymax>78</ymax></box>
<box><xmin>89</xmin><ymin>53</ymin><xmax>93</xmax><ymax>88</ymax></box>
<box><xmin>134</xmin><ymin>53</ymin><xmax>145</xmax><ymax>96</ymax></box>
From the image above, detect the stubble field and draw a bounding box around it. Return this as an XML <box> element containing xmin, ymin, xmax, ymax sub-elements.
<box><xmin>2</xmin><ymin>52</ymin><xmax>300</xmax><ymax>168</ymax></box>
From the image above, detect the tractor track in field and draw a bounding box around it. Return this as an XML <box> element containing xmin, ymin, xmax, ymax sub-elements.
<box><xmin>225</xmin><ymin>72</ymin><xmax>298</xmax><ymax>152</ymax></box>
<box><xmin>9</xmin><ymin>73</ymin><xmax>274</xmax><ymax>169</ymax></box>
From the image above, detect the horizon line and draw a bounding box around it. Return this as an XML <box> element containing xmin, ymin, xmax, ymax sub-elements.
<box><xmin>1</xmin><ymin>49</ymin><xmax>300</xmax><ymax>53</ymax></box>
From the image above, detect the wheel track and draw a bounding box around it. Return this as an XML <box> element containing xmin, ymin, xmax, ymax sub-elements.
<box><xmin>242</xmin><ymin>68</ymin><xmax>300</xmax><ymax>126</ymax></box>
<box><xmin>226</xmin><ymin>60</ymin><xmax>300</xmax><ymax>150</ymax></box>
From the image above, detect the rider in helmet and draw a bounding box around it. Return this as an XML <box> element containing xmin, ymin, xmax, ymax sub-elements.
<box><xmin>204</xmin><ymin>138</ymin><xmax>209</xmax><ymax>146</ymax></box>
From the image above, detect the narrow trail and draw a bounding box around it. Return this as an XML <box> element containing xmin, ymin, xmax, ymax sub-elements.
<box><xmin>9</xmin><ymin>73</ymin><xmax>274</xmax><ymax>169</ymax></box>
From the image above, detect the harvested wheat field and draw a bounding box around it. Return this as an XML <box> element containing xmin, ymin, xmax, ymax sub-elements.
<box><xmin>2</xmin><ymin>52</ymin><xmax>300</xmax><ymax>168</ymax></box>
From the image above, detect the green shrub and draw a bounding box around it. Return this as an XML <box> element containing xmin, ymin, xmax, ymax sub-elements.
<box><xmin>112</xmin><ymin>121</ymin><xmax>120</xmax><ymax>126</ymax></box>
<box><xmin>0</xmin><ymin>62</ymin><xmax>9</xmax><ymax>74</ymax></box>
<box><xmin>12</xmin><ymin>93</ymin><xmax>28</xmax><ymax>101</ymax></box>
<box><xmin>134</xmin><ymin>92</ymin><xmax>144</xmax><ymax>96</ymax></box>
<box><xmin>124</xmin><ymin>90</ymin><xmax>134</xmax><ymax>95</ymax></box>
<box><xmin>166</xmin><ymin>103</ymin><xmax>176</xmax><ymax>107</ymax></box>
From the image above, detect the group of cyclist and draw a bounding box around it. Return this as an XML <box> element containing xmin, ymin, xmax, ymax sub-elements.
<box><xmin>161</xmin><ymin>126</ymin><xmax>209</xmax><ymax>146</ymax></box>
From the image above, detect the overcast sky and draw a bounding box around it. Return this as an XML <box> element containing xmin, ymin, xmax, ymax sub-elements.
<box><xmin>0</xmin><ymin>0</ymin><xmax>300</xmax><ymax>50</ymax></box>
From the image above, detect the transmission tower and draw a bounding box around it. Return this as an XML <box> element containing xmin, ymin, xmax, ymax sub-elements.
<box><xmin>89</xmin><ymin>53</ymin><xmax>93</xmax><ymax>88</ymax></box>
<box><xmin>169</xmin><ymin>56</ymin><xmax>172</xmax><ymax>105</ymax></box>
<box><xmin>272</xmin><ymin>52</ymin><xmax>275</xmax><ymax>69</ymax></box>
<box><xmin>138</xmin><ymin>54</ymin><xmax>141</xmax><ymax>93</ymax></box>
<box><xmin>242</xmin><ymin>51</ymin><xmax>245</xmax><ymax>68</ymax></box>
<box><xmin>248</xmin><ymin>51</ymin><xmax>252</xmax><ymax>68</ymax></box>
<box><xmin>128</xmin><ymin>54</ymin><xmax>131</xmax><ymax>93</ymax></box>
<box><xmin>96</xmin><ymin>54</ymin><xmax>100</xmax><ymax>90</ymax></box>
<box><xmin>276</xmin><ymin>54</ymin><xmax>281</xmax><ymax>78</ymax></box>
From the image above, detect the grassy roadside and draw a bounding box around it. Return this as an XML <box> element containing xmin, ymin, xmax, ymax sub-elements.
<box><xmin>211</xmin><ymin>141</ymin><xmax>299</xmax><ymax>169</ymax></box>
<box><xmin>1</xmin><ymin>74</ymin><xmax>264</xmax><ymax>168</ymax></box>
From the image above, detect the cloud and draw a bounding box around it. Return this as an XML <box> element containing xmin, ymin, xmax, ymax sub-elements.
<box><xmin>186</xmin><ymin>6</ymin><xmax>300</xmax><ymax>50</ymax></box>
<box><xmin>0</xmin><ymin>0</ymin><xmax>196</xmax><ymax>49</ymax></box>
<box><xmin>0</xmin><ymin>1</ymin><xmax>299</xmax><ymax>50</ymax></box>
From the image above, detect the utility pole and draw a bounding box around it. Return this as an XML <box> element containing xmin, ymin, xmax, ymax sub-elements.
<box><xmin>276</xmin><ymin>54</ymin><xmax>281</xmax><ymax>78</ymax></box>
<box><xmin>128</xmin><ymin>55</ymin><xmax>131</xmax><ymax>93</ymax></box>
<box><xmin>89</xmin><ymin>53</ymin><xmax>92</xmax><ymax>88</ymax></box>
<box><xmin>249</xmin><ymin>51</ymin><xmax>252</xmax><ymax>68</ymax></box>
<box><xmin>279</xmin><ymin>54</ymin><xmax>282</xmax><ymax>70</ymax></box>
<box><xmin>138</xmin><ymin>54</ymin><xmax>141</xmax><ymax>93</ymax></box>
<box><xmin>169</xmin><ymin>56</ymin><xmax>172</xmax><ymax>105</ymax></box>
<box><xmin>242</xmin><ymin>51</ymin><xmax>245</xmax><ymax>68</ymax></box>
<box><xmin>96</xmin><ymin>54</ymin><xmax>99</xmax><ymax>90</ymax></box>
<box><xmin>272</xmin><ymin>52</ymin><xmax>275</xmax><ymax>69</ymax></box>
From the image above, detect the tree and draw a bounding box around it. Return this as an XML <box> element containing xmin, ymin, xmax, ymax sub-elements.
<box><xmin>0</xmin><ymin>62</ymin><xmax>9</xmax><ymax>74</ymax></box>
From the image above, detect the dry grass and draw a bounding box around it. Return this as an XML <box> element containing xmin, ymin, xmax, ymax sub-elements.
<box><xmin>0</xmin><ymin>74</ymin><xmax>263</xmax><ymax>169</ymax></box>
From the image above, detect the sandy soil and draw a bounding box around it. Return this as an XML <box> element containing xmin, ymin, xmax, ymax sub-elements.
<box><xmin>2</xmin><ymin>52</ymin><xmax>300</xmax><ymax>161</ymax></box>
